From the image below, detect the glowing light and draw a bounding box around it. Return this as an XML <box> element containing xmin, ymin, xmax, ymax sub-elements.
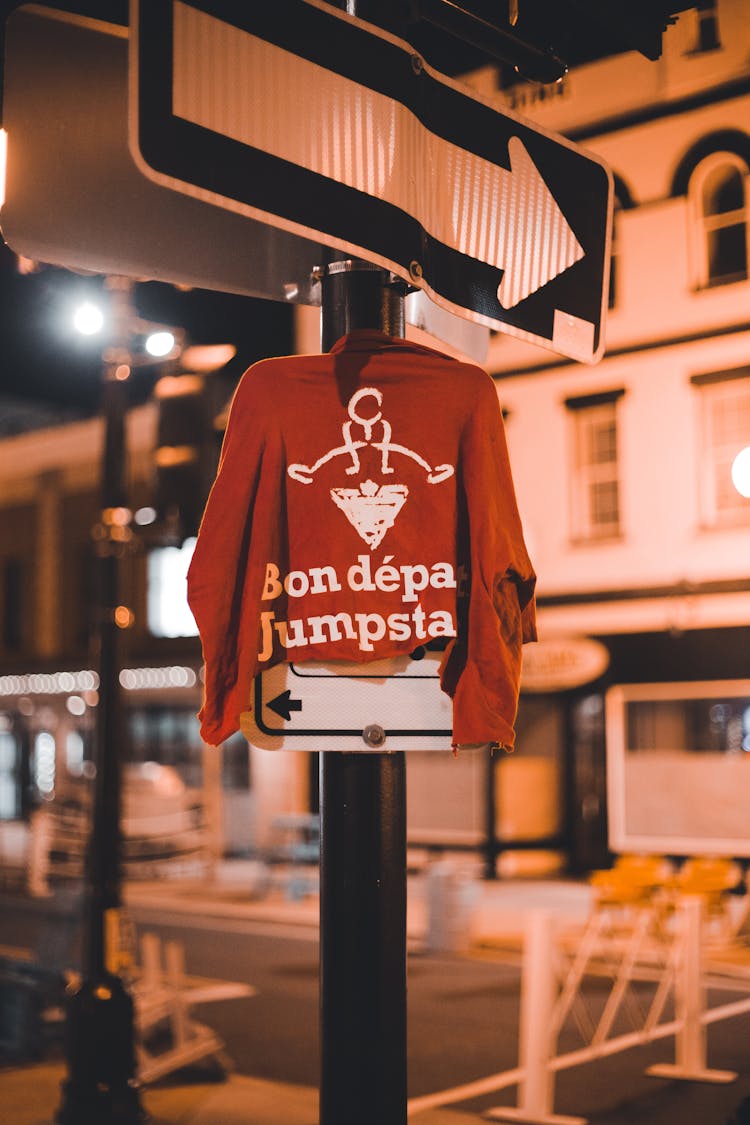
<box><xmin>66</xmin><ymin>695</ymin><xmax>86</xmax><ymax>717</ymax></box>
<box><xmin>0</xmin><ymin>669</ymin><xmax>99</xmax><ymax>696</ymax></box>
<box><xmin>114</xmin><ymin>605</ymin><xmax>135</xmax><ymax>629</ymax></box>
<box><xmin>145</xmin><ymin>331</ymin><xmax>176</xmax><ymax>357</ymax></box>
<box><xmin>33</xmin><ymin>731</ymin><xmax>56</xmax><ymax>796</ymax></box>
<box><xmin>73</xmin><ymin>302</ymin><xmax>105</xmax><ymax>335</ymax></box>
<box><xmin>731</xmin><ymin>446</ymin><xmax>750</xmax><ymax>498</ymax></box>
<box><xmin>66</xmin><ymin>731</ymin><xmax>85</xmax><ymax>776</ymax></box>
<box><xmin>105</xmin><ymin>507</ymin><xmax>132</xmax><ymax>527</ymax></box>
<box><xmin>119</xmin><ymin>665</ymin><xmax>197</xmax><ymax>690</ymax></box>
<box><xmin>134</xmin><ymin>507</ymin><xmax>157</xmax><ymax>526</ymax></box>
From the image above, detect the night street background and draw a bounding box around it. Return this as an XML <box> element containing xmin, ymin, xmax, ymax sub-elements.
<box><xmin>5</xmin><ymin>885</ymin><xmax>750</xmax><ymax>1125</ymax></box>
<box><xmin>0</xmin><ymin>237</ymin><xmax>294</xmax><ymax>431</ymax></box>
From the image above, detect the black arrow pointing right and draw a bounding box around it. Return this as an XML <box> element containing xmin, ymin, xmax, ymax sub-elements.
<box><xmin>267</xmin><ymin>689</ymin><xmax>303</xmax><ymax>722</ymax></box>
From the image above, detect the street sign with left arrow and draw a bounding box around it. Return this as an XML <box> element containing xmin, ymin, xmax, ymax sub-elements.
<box><xmin>242</xmin><ymin>649</ymin><xmax>453</xmax><ymax>752</ymax></box>
<box><xmin>131</xmin><ymin>0</ymin><xmax>613</xmax><ymax>363</ymax></box>
<box><xmin>266</xmin><ymin>689</ymin><xmax>304</xmax><ymax>722</ymax></box>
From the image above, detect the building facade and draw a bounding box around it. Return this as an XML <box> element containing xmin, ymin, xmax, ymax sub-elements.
<box><xmin>473</xmin><ymin>0</ymin><xmax>750</xmax><ymax>871</ymax></box>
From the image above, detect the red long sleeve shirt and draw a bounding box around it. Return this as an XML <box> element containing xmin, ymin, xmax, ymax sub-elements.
<box><xmin>187</xmin><ymin>330</ymin><xmax>536</xmax><ymax>749</ymax></box>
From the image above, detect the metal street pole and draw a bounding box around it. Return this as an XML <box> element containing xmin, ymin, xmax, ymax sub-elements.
<box><xmin>56</xmin><ymin>277</ymin><xmax>146</xmax><ymax>1125</ymax></box>
<box><xmin>318</xmin><ymin>259</ymin><xmax>409</xmax><ymax>1125</ymax></box>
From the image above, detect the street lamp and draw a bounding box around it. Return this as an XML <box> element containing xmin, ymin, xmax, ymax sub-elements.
<box><xmin>72</xmin><ymin>300</ymin><xmax>179</xmax><ymax>358</ymax></box>
<box><xmin>731</xmin><ymin>446</ymin><xmax>750</xmax><ymax>499</ymax></box>
<box><xmin>56</xmin><ymin>277</ymin><xmax>181</xmax><ymax>1125</ymax></box>
<box><xmin>72</xmin><ymin>301</ymin><xmax>105</xmax><ymax>337</ymax></box>
<box><xmin>144</xmin><ymin>330</ymin><xmax>176</xmax><ymax>358</ymax></box>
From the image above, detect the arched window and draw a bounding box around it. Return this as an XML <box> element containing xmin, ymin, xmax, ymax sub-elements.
<box><xmin>689</xmin><ymin>153</ymin><xmax>749</xmax><ymax>288</ymax></box>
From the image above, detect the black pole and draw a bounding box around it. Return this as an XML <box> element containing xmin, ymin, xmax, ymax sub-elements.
<box><xmin>319</xmin><ymin>259</ymin><xmax>406</xmax><ymax>344</ymax></box>
<box><xmin>319</xmin><ymin>754</ymin><xmax>407</xmax><ymax>1125</ymax></box>
<box><xmin>318</xmin><ymin>259</ymin><xmax>408</xmax><ymax>1125</ymax></box>
<box><xmin>56</xmin><ymin>278</ymin><xmax>146</xmax><ymax>1125</ymax></box>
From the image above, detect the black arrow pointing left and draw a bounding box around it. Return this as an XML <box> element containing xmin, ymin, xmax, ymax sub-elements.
<box><xmin>267</xmin><ymin>689</ymin><xmax>303</xmax><ymax>722</ymax></box>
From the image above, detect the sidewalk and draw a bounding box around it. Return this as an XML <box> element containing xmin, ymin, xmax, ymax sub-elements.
<box><xmin>0</xmin><ymin>1061</ymin><xmax>492</xmax><ymax>1125</ymax></box>
<box><xmin>1</xmin><ymin>866</ymin><xmax>595</xmax><ymax>1124</ymax></box>
<box><xmin>5</xmin><ymin>868</ymin><xmax>750</xmax><ymax>1124</ymax></box>
<box><xmin>123</xmin><ymin>858</ymin><xmax>595</xmax><ymax>949</ymax></box>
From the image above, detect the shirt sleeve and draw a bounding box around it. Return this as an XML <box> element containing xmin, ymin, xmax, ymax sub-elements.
<box><xmin>440</xmin><ymin>368</ymin><xmax>536</xmax><ymax>748</ymax></box>
<box><xmin>187</xmin><ymin>363</ymin><xmax>279</xmax><ymax>746</ymax></box>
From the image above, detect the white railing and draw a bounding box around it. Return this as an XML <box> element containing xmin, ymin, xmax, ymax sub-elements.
<box><xmin>409</xmin><ymin>895</ymin><xmax>750</xmax><ymax>1124</ymax></box>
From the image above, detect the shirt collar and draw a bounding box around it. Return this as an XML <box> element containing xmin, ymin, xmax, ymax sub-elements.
<box><xmin>328</xmin><ymin>330</ymin><xmax>457</xmax><ymax>363</ymax></box>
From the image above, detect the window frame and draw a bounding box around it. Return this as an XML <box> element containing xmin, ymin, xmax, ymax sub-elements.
<box><xmin>688</xmin><ymin>151</ymin><xmax>749</xmax><ymax>290</ymax></box>
<box><xmin>606</xmin><ymin>679</ymin><xmax>750</xmax><ymax>858</ymax></box>
<box><xmin>693</xmin><ymin>0</ymin><xmax>721</xmax><ymax>54</ymax></box>
<box><xmin>692</xmin><ymin>369</ymin><xmax>750</xmax><ymax>529</ymax></box>
<box><xmin>565</xmin><ymin>390</ymin><xmax>625</xmax><ymax>545</ymax></box>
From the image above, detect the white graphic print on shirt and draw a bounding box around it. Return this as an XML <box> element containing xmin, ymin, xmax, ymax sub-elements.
<box><xmin>287</xmin><ymin>387</ymin><xmax>455</xmax><ymax>548</ymax></box>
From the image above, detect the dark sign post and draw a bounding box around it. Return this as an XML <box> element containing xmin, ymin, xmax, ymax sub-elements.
<box><xmin>56</xmin><ymin>279</ymin><xmax>145</xmax><ymax>1125</ymax></box>
<box><xmin>320</xmin><ymin>753</ymin><xmax>407</xmax><ymax>1125</ymax></box>
<box><xmin>318</xmin><ymin>260</ymin><xmax>409</xmax><ymax>1125</ymax></box>
<box><xmin>53</xmin><ymin>281</ymin><xmax>182</xmax><ymax>1125</ymax></box>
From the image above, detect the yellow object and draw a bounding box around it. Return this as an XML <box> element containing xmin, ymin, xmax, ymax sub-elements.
<box><xmin>589</xmin><ymin>853</ymin><xmax>673</xmax><ymax>906</ymax></box>
<box><xmin>104</xmin><ymin>907</ymin><xmax>133</xmax><ymax>974</ymax></box>
<box><xmin>670</xmin><ymin>856</ymin><xmax>741</xmax><ymax>916</ymax></box>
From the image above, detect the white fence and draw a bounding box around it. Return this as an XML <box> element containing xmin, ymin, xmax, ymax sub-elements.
<box><xmin>409</xmin><ymin>890</ymin><xmax>750</xmax><ymax>1124</ymax></box>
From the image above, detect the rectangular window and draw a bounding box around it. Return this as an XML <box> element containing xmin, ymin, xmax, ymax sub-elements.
<box><xmin>693</xmin><ymin>370</ymin><xmax>750</xmax><ymax>527</ymax></box>
<box><xmin>566</xmin><ymin>391</ymin><xmax>624</xmax><ymax>542</ymax></box>
<box><xmin>707</xmin><ymin>221</ymin><xmax>747</xmax><ymax>284</ymax></box>
<box><xmin>3</xmin><ymin>559</ymin><xmax>23</xmax><ymax>652</ymax></box>
<box><xmin>606</xmin><ymin>680</ymin><xmax>750</xmax><ymax>857</ymax></box>
<box><xmin>695</xmin><ymin>0</ymin><xmax>721</xmax><ymax>53</ymax></box>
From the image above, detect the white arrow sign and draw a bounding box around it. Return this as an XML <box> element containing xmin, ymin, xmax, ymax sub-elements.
<box><xmin>132</xmin><ymin>1</ymin><xmax>613</xmax><ymax>363</ymax></box>
<box><xmin>170</xmin><ymin>4</ymin><xmax>583</xmax><ymax>311</ymax></box>
<box><xmin>493</xmin><ymin>138</ymin><xmax>584</xmax><ymax>307</ymax></box>
<box><xmin>241</xmin><ymin>649</ymin><xmax>454</xmax><ymax>752</ymax></box>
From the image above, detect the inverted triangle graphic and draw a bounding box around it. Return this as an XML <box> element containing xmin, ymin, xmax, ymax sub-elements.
<box><xmin>331</xmin><ymin>480</ymin><xmax>408</xmax><ymax>549</ymax></box>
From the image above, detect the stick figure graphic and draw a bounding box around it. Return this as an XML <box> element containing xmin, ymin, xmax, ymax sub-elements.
<box><xmin>287</xmin><ymin>387</ymin><xmax>454</xmax><ymax>484</ymax></box>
